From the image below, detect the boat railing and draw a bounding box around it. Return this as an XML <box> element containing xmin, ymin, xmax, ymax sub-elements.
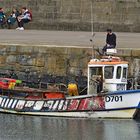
<box><xmin>0</xmin><ymin>84</ymin><xmax>67</xmax><ymax>100</ymax></box>
<box><xmin>0</xmin><ymin>80</ymin><xmax>68</xmax><ymax>100</ymax></box>
<box><xmin>135</xmin><ymin>76</ymin><xmax>140</xmax><ymax>89</ymax></box>
<box><xmin>127</xmin><ymin>74</ymin><xmax>140</xmax><ymax>90</ymax></box>
<box><xmin>39</xmin><ymin>82</ymin><xmax>67</xmax><ymax>93</ymax></box>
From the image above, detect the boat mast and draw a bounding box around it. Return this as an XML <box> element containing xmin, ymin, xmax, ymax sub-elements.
<box><xmin>91</xmin><ymin>0</ymin><xmax>94</xmax><ymax>36</ymax></box>
<box><xmin>90</xmin><ymin>0</ymin><xmax>95</xmax><ymax>58</ymax></box>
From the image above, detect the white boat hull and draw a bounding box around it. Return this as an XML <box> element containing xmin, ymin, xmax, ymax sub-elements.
<box><xmin>0</xmin><ymin>90</ymin><xmax>140</xmax><ymax>119</ymax></box>
<box><xmin>0</xmin><ymin>108</ymin><xmax>137</xmax><ymax>119</ymax></box>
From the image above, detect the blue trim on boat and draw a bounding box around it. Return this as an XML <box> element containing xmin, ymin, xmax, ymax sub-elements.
<box><xmin>138</xmin><ymin>102</ymin><xmax>140</xmax><ymax>109</ymax></box>
<box><xmin>107</xmin><ymin>89</ymin><xmax>140</xmax><ymax>95</ymax></box>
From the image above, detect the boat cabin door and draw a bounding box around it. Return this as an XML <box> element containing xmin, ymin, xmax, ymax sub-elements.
<box><xmin>88</xmin><ymin>66</ymin><xmax>103</xmax><ymax>95</ymax></box>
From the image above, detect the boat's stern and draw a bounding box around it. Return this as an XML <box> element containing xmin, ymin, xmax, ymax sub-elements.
<box><xmin>133</xmin><ymin>102</ymin><xmax>140</xmax><ymax>119</ymax></box>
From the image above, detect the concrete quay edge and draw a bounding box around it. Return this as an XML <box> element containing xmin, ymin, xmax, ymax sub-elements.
<box><xmin>0</xmin><ymin>43</ymin><xmax>140</xmax><ymax>58</ymax></box>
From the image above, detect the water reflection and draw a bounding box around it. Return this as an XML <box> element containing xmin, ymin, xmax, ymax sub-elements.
<box><xmin>0</xmin><ymin>114</ymin><xmax>139</xmax><ymax>140</ymax></box>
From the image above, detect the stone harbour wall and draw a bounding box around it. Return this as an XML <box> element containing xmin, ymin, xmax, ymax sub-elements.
<box><xmin>0</xmin><ymin>45</ymin><xmax>90</xmax><ymax>77</ymax></box>
<box><xmin>0</xmin><ymin>0</ymin><xmax>140</xmax><ymax>32</ymax></box>
<box><xmin>0</xmin><ymin>45</ymin><xmax>140</xmax><ymax>78</ymax></box>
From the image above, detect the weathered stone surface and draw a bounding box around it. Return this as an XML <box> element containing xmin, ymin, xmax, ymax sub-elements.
<box><xmin>0</xmin><ymin>0</ymin><xmax>140</xmax><ymax>31</ymax></box>
<box><xmin>6</xmin><ymin>46</ymin><xmax>17</xmax><ymax>53</ymax></box>
<box><xmin>18</xmin><ymin>46</ymin><xmax>34</xmax><ymax>54</ymax></box>
<box><xmin>6</xmin><ymin>55</ymin><xmax>17</xmax><ymax>64</ymax></box>
<box><xmin>17</xmin><ymin>55</ymin><xmax>36</xmax><ymax>66</ymax></box>
<box><xmin>117</xmin><ymin>49</ymin><xmax>132</xmax><ymax>57</ymax></box>
<box><xmin>0</xmin><ymin>56</ymin><xmax>6</xmax><ymax>64</ymax></box>
<box><xmin>35</xmin><ymin>47</ymin><xmax>47</xmax><ymax>54</ymax></box>
<box><xmin>36</xmin><ymin>58</ymin><xmax>45</xmax><ymax>67</ymax></box>
<box><xmin>133</xmin><ymin>59</ymin><xmax>140</xmax><ymax>77</ymax></box>
<box><xmin>0</xmin><ymin>44</ymin><xmax>140</xmax><ymax>77</ymax></box>
<box><xmin>0</xmin><ymin>46</ymin><xmax>7</xmax><ymax>55</ymax></box>
<box><xmin>132</xmin><ymin>50</ymin><xmax>140</xmax><ymax>57</ymax></box>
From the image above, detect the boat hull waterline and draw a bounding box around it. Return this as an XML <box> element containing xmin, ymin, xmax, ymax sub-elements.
<box><xmin>0</xmin><ymin>90</ymin><xmax>139</xmax><ymax>119</ymax></box>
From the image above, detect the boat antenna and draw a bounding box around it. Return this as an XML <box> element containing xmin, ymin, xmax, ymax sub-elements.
<box><xmin>90</xmin><ymin>0</ymin><xmax>96</xmax><ymax>58</ymax></box>
<box><xmin>91</xmin><ymin>0</ymin><xmax>94</xmax><ymax>36</ymax></box>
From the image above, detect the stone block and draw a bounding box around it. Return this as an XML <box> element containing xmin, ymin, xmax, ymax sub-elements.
<box><xmin>56</xmin><ymin>57</ymin><xmax>66</xmax><ymax>69</ymax></box>
<box><xmin>0</xmin><ymin>47</ymin><xmax>7</xmax><ymax>55</ymax></box>
<box><xmin>48</xmin><ymin>47</ymin><xmax>66</xmax><ymax>55</ymax></box>
<box><xmin>17</xmin><ymin>55</ymin><xmax>36</xmax><ymax>66</ymax></box>
<box><xmin>6</xmin><ymin>55</ymin><xmax>17</xmax><ymax>64</ymax></box>
<box><xmin>34</xmin><ymin>47</ymin><xmax>47</xmax><ymax>53</ymax></box>
<box><xmin>47</xmin><ymin>56</ymin><xmax>56</xmax><ymax>73</ymax></box>
<box><xmin>0</xmin><ymin>56</ymin><xmax>6</xmax><ymax>64</ymax></box>
<box><xmin>53</xmin><ymin>67</ymin><xmax>66</xmax><ymax>76</ymax></box>
<box><xmin>117</xmin><ymin>49</ymin><xmax>132</xmax><ymax>57</ymax></box>
<box><xmin>18</xmin><ymin>46</ymin><xmax>33</xmax><ymax>54</ymax></box>
<box><xmin>131</xmin><ymin>50</ymin><xmax>140</xmax><ymax>58</ymax></box>
<box><xmin>6</xmin><ymin>46</ymin><xmax>17</xmax><ymax>53</ymax></box>
<box><xmin>133</xmin><ymin>59</ymin><xmax>140</xmax><ymax>77</ymax></box>
<box><xmin>36</xmin><ymin>58</ymin><xmax>45</xmax><ymax>67</ymax></box>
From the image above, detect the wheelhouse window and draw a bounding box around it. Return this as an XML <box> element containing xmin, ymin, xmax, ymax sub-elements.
<box><xmin>116</xmin><ymin>66</ymin><xmax>121</xmax><ymax>79</ymax></box>
<box><xmin>122</xmin><ymin>67</ymin><xmax>127</xmax><ymax>79</ymax></box>
<box><xmin>104</xmin><ymin>66</ymin><xmax>114</xmax><ymax>79</ymax></box>
<box><xmin>90</xmin><ymin>67</ymin><xmax>102</xmax><ymax>77</ymax></box>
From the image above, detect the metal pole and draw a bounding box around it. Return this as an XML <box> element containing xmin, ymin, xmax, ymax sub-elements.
<box><xmin>91</xmin><ymin>0</ymin><xmax>94</xmax><ymax>36</ymax></box>
<box><xmin>90</xmin><ymin>0</ymin><xmax>95</xmax><ymax>58</ymax></box>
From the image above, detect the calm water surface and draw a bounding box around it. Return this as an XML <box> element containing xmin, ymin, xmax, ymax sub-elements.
<box><xmin>0</xmin><ymin>114</ymin><xmax>139</xmax><ymax>140</ymax></box>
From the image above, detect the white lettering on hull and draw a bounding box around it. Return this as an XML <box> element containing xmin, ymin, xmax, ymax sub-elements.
<box><xmin>33</xmin><ymin>101</ymin><xmax>44</xmax><ymax>110</ymax></box>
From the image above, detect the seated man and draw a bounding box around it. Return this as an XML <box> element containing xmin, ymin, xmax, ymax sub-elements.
<box><xmin>102</xmin><ymin>29</ymin><xmax>116</xmax><ymax>55</ymax></box>
<box><xmin>16</xmin><ymin>7</ymin><xmax>32</xmax><ymax>30</ymax></box>
<box><xmin>0</xmin><ymin>8</ymin><xmax>6</xmax><ymax>28</ymax></box>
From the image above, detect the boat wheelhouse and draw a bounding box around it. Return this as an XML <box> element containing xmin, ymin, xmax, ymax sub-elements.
<box><xmin>88</xmin><ymin>56</ymin><xmax>128</xmax><ymax>94</ymax></box>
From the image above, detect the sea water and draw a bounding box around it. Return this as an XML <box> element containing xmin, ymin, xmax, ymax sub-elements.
<box><xmin>0</xmin><ymin>114</ymin><xmax>139</xmax><ymax>140</ymax></box>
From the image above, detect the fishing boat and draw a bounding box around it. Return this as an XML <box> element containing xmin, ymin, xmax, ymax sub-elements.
<box><xmin>0</xmin><ymin>49</ymin><xmax>140</xmax><ymax>119</ymax></box>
